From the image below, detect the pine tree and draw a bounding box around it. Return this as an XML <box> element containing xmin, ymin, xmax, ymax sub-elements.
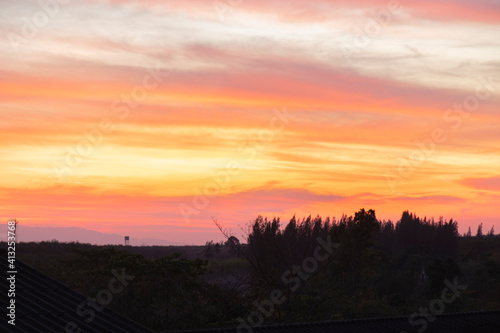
<box><xmin>476</xmin><ymin>223</ymin><xmax>483</xmax><ymax>237</ymax></box>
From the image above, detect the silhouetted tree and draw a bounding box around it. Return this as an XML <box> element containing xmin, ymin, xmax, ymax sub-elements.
<box><xmin>477</xmin><ymin>223</ymin><xmax>483</xmax><ymax>237</ymax></box>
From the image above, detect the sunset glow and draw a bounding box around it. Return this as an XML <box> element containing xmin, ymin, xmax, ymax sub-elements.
<box><xmin>1</xmin><ymin>0</ymin><xmax>499</xmax><ymax>244</ymax></box>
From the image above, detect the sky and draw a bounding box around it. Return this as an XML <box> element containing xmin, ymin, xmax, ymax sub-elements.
<box><xmin>1</xmin><ymin>0</ymin><xmax>499</xmax><ymax>245</ymax></box>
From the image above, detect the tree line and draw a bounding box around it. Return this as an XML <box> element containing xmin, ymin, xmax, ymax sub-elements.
<box><xmin>10</xmin><ymin>208</ymin><xmax>500</xmax><ymax>330</ymax></box>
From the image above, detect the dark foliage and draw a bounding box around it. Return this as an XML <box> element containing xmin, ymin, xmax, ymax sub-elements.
<box><xmin>6</xmin><ymin>209</ymin><xmax>500</xmax><ymax>330</ymax></box>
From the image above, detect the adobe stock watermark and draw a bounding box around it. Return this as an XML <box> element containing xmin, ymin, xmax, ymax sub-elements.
<box><xmin>62</xmin><ymin>268</ymin><xmax>135</xmax><ymax>333</ymax></box>
<box><xmin>52</xmin><ymin>65</ymin><xmax>170</xmax><ymax>181</ymax></box>
<box><xmin>270</xmin><ymin>0</ymin><xmax>410</xmax><ymax>64</ymax></box>
<box><xmin>6</xmin><ymin>0</ymin><xmax>71</xmax><ymax>54</ymax></box>
<box><xmin>403</xmin><ymin>277</ymin><xmax>467</xmax><ymax>333</ymax></box>
<box><xmin>339</xmin><ymin>0</ymin><xmax>411</xmax><ymax>63</ymax></box>
<box><xmin>237</xmin><ymin>235</ymin><xmax>339</xmax><ymax>333</ymax></box>
<box><xmin>213</xmin><ymin>0</ymin><xmax>244</xmax><ymax>22</ymax></box>
<box><xmin>385</xmin><ymin>68</ymin><xmax>497</xmax><ymax>193</ymax></box>
<box><xmin>179</xmin><ymin>107</ymin><xmax>295</xmax><ymax>224</ymax></box>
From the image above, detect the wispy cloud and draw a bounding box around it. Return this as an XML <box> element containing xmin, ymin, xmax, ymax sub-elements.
<box><xmin>0</xmin><ymin>0</ymin><xmax>498</xmax><ymax>243</ymax></box>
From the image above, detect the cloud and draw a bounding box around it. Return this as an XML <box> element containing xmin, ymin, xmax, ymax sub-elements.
<box><xmin>462</xmin><ymin>176</ymin><xmax>500</xmax><ymax>192</ymax></box>
<box><xmin>93</xmin><ymin>0</ymin><xmax>500</xmax><ymax>24</ymax></box>
<box><xmin>1</xmin><ymin>0</ymin><xmax>499</xmax><ymax>245</ymax></box>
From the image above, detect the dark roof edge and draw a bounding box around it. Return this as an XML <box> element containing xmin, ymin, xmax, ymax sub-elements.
<box><xmin>1</xmin><ymin>246</ymin><xmax>156</xmax><ymax>333</ymax></box>
<box><xmin>162</xmin><ymin>310</ymin><xmax>500</xmax><ymax>333</ymax></box>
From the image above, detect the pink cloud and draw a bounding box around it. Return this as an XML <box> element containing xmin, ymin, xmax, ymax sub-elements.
<box><xmin>81</xmin><ymin>0</ymin><xmax>500</xmax><ymax>24</ymax></box>
<box><xmin>463</xmin><ymin>176</ymin><xmax>500</xmax><ymax>192</ymax></box>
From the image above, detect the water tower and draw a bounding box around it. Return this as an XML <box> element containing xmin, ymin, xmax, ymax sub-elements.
<box><xmin>124</xmin><ymin>236</ymin><xmax>129</xmax><ymax>246</ymax></box>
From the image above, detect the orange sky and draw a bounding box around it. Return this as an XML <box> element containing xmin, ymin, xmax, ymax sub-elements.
<box><xmin>1</xmin><ymin>0</ymin><xmax>499</xmax><ymax>244</ymax></box>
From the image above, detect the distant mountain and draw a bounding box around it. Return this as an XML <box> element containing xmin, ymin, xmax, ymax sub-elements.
<box><xmin>3</xmin><ymin>226</ymin><xmax>184</xmax><ymax>246</ymax></box>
